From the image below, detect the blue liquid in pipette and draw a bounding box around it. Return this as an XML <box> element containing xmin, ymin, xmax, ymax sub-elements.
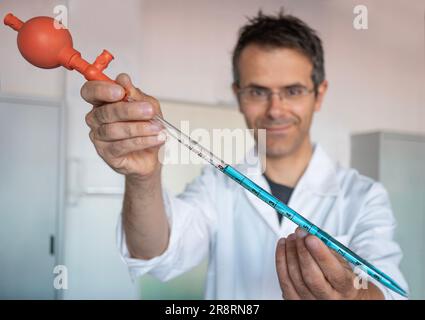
<box><xmin>220</xmin><ymin>165</ymin><xmax>408</xmax><ymax>298</ymax></box>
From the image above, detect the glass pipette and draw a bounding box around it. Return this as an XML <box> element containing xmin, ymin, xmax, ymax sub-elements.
<box><xmin>154</xmin><ymin>114</ymin><xmax>408</xmax><ymax>298</ymax></box>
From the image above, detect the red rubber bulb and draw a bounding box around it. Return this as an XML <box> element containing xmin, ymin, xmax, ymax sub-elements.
<box><xmin>4</xmin><ymin>13</ymin><xmax>115</xmax><ymax>82</ymax></box>
<box><xmin>17</xmin><ymin>16</ymin><xmax>73</xmax><ymax>69</ymax></box>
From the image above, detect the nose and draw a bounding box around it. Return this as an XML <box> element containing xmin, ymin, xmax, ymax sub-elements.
<box><xmin>266</xmin><ymin>92</ymin><xmax>290</xmax><ymax>119</ymax></box>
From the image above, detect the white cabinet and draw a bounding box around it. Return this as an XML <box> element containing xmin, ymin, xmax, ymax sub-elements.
<box><xmin>351</xmin><ymin>131</ymin><xmax>425</xmax><ymax>299</ymax></box>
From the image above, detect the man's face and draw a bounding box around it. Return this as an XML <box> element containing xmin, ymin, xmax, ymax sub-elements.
<box><xmin>234</xmin><ymin>45</ymin><xmax>327</xmax><ymax>158</ymax></box>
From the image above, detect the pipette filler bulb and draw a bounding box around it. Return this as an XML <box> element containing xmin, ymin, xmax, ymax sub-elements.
<box><xmin>4</xmin><ymin>13</ymin><xmax>115</xmax><ymax>82</ymax></box>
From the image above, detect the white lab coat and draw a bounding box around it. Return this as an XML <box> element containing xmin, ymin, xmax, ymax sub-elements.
<box><xmin>116</xmin><ymin>144</ymin><xmax>408</xmax><ymax>299</ymax></box>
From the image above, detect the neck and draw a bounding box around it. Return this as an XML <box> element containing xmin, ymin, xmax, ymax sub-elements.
<box><xmin>264</xmin><ymin>138</ymin><xmax>313</xmax><ymax>188</ymax></box>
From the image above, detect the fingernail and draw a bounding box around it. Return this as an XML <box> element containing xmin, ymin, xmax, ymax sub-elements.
<box><xmin>305</xmin><ymin>236</ymin><xmax>319</xmax><ymax>250</ymax></box>
<box><xmin>139</xmin><ymin>102</ymin><xmax>153</xmax><ymax>115</ymax></box>
<box><xmin>296</xmin><ymin>228</ymin><xmax>308</xmax><ymax>238</ymax></box>
<box><xmin>157</xmin><ymin>132</ymin><xmax>167</xmax><ymax>142</ymax></box>
<box><xmin>279</xmin><ymin>238</ymin><xmax>286</xmax><ymax>246</ymax></box>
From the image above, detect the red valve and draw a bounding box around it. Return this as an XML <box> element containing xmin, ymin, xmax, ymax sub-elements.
<box><xmin>4</xmin><ymin>13</ymin><xmax>115</xmax><ymax>83</ymax></box>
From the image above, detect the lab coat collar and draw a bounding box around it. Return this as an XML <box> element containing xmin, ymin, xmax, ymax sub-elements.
<box><xmin>236</xmin><ymin>143</ymin><xmax>339</xmax><ymax>235</ymax></box>
<box><xmin>294</xmin><ymin>144</ymin><xmax>340</xmax><ymax>196</ymax></box>
<box><xmin>239</xmin><ymin>143</ymin><xmax>339</xmax><ymax>196</ymax></box>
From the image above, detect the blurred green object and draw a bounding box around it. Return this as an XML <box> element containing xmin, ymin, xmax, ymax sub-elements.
<box><xmin>139</xmin><ymin>259</ymin><xmax>208</xmax><ymax>299</ymax></box>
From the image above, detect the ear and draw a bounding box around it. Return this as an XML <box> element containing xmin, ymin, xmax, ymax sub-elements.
<box><xmin>232</xmin><ymin>83</ymin><xmax>243</xmax><ymax>113</ymax></box>
<box><xmin>314</xmin><ymin>80</ymin><xmax>328</xmax><ymax>112</ymax></box>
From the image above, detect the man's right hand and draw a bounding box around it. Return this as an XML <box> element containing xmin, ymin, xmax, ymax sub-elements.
<box><xmin>81</xmin><ymin>73</ymin><xmax>166</xmax><ymax>181</ymax></box>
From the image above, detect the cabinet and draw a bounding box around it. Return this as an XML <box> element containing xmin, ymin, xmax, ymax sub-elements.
<box><xmin>351</xmin><ymin>131</ymin><xmax>425</xmax><ymax>299</ymax></box>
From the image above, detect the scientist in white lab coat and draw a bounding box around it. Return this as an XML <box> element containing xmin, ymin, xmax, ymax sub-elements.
<box><xmin>81</xmin><ymin>10</ymin><xmax>407</xmax><ymax>299</ymax></box>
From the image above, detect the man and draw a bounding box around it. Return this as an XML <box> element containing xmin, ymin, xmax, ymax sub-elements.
<box><xmin>81</xmin><ymin>10</ymin><xmax>407</xmax><ymax>299</ymax></box>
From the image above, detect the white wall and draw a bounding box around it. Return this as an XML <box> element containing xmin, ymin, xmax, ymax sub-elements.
<box><xmin>1</xmin><ymin>0</ymin><xmax>423</xmax><ymax>299</ymax></box>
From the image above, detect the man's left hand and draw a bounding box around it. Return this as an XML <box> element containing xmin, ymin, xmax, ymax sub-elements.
<box><xmin>275</xmin><ymin>227</ymin><xmax>385</xmax><ymax>300</ymax></box>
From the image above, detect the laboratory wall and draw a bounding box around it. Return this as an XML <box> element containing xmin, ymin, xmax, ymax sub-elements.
<box><xmin>0</xmin><ymin>0</ymin><xmax>423</xmax><ymax>299</ymax></box>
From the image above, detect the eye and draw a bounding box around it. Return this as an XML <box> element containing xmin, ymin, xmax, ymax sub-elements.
<box><xmin>285</xmin><ymin>86</ymin><xmax>305</xmax><ymax>97</ymax></box>
<box><xmin>248</xmin><ymin>88</ymin><xmax>268</xmax><ymax>97</ymax></box>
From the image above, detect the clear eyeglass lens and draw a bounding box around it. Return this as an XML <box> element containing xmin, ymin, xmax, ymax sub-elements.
<box><xmin>240</xmin><ymin>86</ymin><xmax>310</xmax><ymax>103</ymax></box>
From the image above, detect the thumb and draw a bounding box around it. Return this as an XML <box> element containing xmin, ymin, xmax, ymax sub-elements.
<box><xmin>115</xmin><ymin>73</ymin><xmax>145</xmax><ymax>101</ymax></box>
<box><xmin>115</xmin><ymin>73</ymin><xmax>163</xmax><ymax>118</ymax></box>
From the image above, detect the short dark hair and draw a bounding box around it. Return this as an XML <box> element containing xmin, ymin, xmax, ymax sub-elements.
<box><xmin>232</xmin><ymin>9</ymin><xmax>325</xmax><ymax>93</ymax></box>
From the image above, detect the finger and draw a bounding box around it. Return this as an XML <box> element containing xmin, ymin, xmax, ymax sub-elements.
<box><xmin>305</xmin><ymin>235</ymin><xmax>354</xmax><ymax>293</ymax></box>
<box><xmin>285</xmin><ymin>233</ymin><xmax>316</xmax><ymax>299</ymax></box>
<box><xmin>100</xmin><ymin>134</ymin><xmax>166</xmax><ymax>159</ymax></box>
<box><xmin>115</xmin><ymin>73</ymin><xmax>145</xmax><ymax>101</ymax></box>
<box><xmin>89</xmin><ymin>129</ymin><xmax>166</xmax><ymax>160</ymax></box>
<box><xmin>295</xmin><ymin>228</ymin><xmax>336</xmax><ymax>299</ymax></box>
<box><xmin>115</xmin><ymin>74</ymin><xmax>164</xmax><ymax>118</ymax></box>
<box><xmin>81</xmin><ymin>81</ymin><xmax>125</xmax><ymax>106</ymax></box>
<box><xmin>90</xmin><ymin>101</ymin><xmax>156</xmax><ymax>127</ymax></box>
<box><xmin>275</xmin><ymin>238</ymin><xmax>301</xmax><ymax>300</ymax></box>
<box><xmin>95</xmin><ymin>121</ymin><xmax>163</xmax><ymax>142</ymax></box>
<box><xmin>330</xmin><ymin>250</ymin><xmax>353</xmax><ymax>272</ymax></box>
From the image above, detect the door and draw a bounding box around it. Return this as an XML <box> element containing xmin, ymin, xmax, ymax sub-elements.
<box><xmin>0</xmin><ymin>97</ymin><xmax>61</xmax><ymax>299</ymax></box>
